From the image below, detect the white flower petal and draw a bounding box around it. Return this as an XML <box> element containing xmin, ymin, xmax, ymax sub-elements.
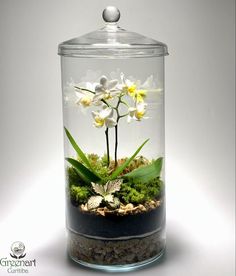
<box><xmin>110</xmin><ymin>90</ymin><xmax>121</xmax><ymax>96</ymax></box>
<box><xmin>100</xmin><ymin>76</ymin><xmax>108</xmax><ymax>86</ymax></box>
<box><xmin>92</xmin><ymin>100</ymin><xmax>103</xmax><ymax>106</ymax></box>
<box><xmin>127</xmin><ymin>115</ymin><xmax>132</xmax><ymax>123</ymax></box>
<box><xmin>126</xmin><ymin>79</ymin><xmax>134</xmax><ymax>87</ymax></box>
<box><xmin>100</xmin><ymin>107</ymin><xmax>113</xmax><ymax>119</ymax></box>
<box><xmin>95</xmin><ymin>84</ymin><xmax>104</xmax><ymax>92</ymax></box>
<box><xmin>108</xmin><ymin>108</ymin><xmax>114</xmax><ymax>118</ymax></box>
<box><xmin>107</xmin><ymin>79</ymin><xmax>118</xmax><ymax>90</ymax></box>
<box><xmin>120</xmin><ymin>72</ymin><xmax>125</xmax><ymax>84</ymax></box>
<box><xmin>115</xmin><ymin>84</ymin><xmax>124</xmax><ymax>90</ymax></box>
<box><xmin>86</xmin><ymin>82</ymin><xmax>97</xmax><ymax>91</ymax></box>
<box><xmin>91</xmin><ymin>111</ymin><xmax>99</xmax><ymax>118</ymax></box>
<box><xmin>93</xmin><ymin>122</ymin><xmax>104</xmax><ymax>128</ymax></box>
<box><xmin>105</xmin><ymin>118</ymin><xmax>117</xmax><ymax>128</ymax></box>
<box><xmin>128</xmin><ymin>107</ymin><xmax>136</xmax><ymax>117</ymax></box>
<box><xmin>75</xmin><ymin>91</ymin><xmax>83</xmax><ymax>100</ymax></box>
<box><xmin>136</xmin><ymin>102</ymin><xmax>147</xmax><ymax>112</ymax></box>
<box><xmin>93</xmin><ymin>93</ymin><xmax>104</xmax><ymax>101</ymax></box>
<box><xmin>74</xmin><ymin>81</ymin><xmax>96</xmax><ymax>93</ymax></box>
<box><xmin>101</xmin><ymin>103</ymin><xmax>108</xmax><ymax>109</ymax></box>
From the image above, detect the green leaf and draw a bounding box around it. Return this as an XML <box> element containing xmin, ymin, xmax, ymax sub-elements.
<box><xmin>110</xmin><ymin>139</ymin><xmax>149</xmax><ymax>180</ymax></box>
<box><xmin>66</xmin><ymin>158</ymin><xmax>101</xmax><ymax>184</ymax></box>
<box><xmin>64</xmin><ymin>127</ymin><xmax>93</xmax><ymax>171</ymax></box>
<box><xmin>123</xmin><ymin>157</ymin><xmax>163</xmax><ymax>183</ymax></box>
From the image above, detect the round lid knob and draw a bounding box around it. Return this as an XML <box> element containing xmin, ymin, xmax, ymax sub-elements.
<box><xmin>102</xmin><ymin>6</ymin><xmax>120</xmax><ymax>23</ymax></box>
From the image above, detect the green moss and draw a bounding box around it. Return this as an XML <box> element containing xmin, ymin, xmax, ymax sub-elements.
<box><xmin>87</xmin><ymin>153</ymin><xmax>110</xmax><ymax>179</ymax></box>
<box><xmin>70</xmin><ymin>185</ymin><xmax>91</xmax><ymax>205</ymax></box>
<box><xmin>119</xmin><ymin>177</ymin><xmax>164</xmax><ymax>204</ymax></box>
<box><xmin>67</xmin><ymin>166</ymin><xmax>85</xmax><ymax>187</ymax></box>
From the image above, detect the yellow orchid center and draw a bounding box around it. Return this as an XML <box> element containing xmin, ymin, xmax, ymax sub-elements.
<box><xmin>94</xmin><ymin>116</ymin><xmax>105</xmax><ymax>127</ymax></box>
<box><xmin>127</xmin><ymin>84</ymin><xmax>137</xmax><ymax>97</ymax></box>
<box><xmin>136</xmin><ymin>90</ymin><xmax>147</xmax><ymax>102</ymax></box>
<box><xmin>80</xmin><ymin>96</ymin><xmax>92</xmax><ymax>107</ymax></box>
<box><xmin>104</xmin><ymin>92</ymin><xmax>113</xmax><ymax>100</ymax></box>
<box><xmin>135</xmin><ymin>110</ymin><xmax>145</xmax><ymax>120</ymax></box>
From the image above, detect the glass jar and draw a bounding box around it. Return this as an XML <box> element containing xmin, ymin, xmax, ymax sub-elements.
<box><xmin>58</xmin><ymin>6</ymin><xmax>168</xmax><ymax>271</ymax></box>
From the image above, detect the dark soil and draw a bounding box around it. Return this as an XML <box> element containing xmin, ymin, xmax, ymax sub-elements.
<box><xmin>67</xmin><ymin>198</ymin><xmax>165</xmax><ymax>238</ymax></box>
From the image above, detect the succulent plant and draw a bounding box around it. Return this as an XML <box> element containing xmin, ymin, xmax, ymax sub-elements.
<box><xmin>87</xmin><ymin>179</ymin><xmax>123</xmax><ymax>210</ymax></box>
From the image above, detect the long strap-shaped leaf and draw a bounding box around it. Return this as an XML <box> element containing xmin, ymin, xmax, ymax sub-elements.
<box><xmin>123</xmin><ymin>157</ymin><xmax>163</xmax><ymax>183</ymax></box>
<box><xmin>66</xmin><ymin>158</ymin><xmax>101</xmax><ymax>184</ymax></box>
<box><xmin>110</xmin><ymin>139</ymin><xmax>149</xmax><ymax>180</ymax></box>
<box><xmin>64</xmin><ymin>127</ymin><xmax>94</xmax><ymax>171</ymax></box>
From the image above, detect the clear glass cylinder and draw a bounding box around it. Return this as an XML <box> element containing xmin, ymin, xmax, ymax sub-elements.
<box><xmin>58</xmin><ymin>7</ymin><xmax>168</xmax><ymax>271</ymax></box>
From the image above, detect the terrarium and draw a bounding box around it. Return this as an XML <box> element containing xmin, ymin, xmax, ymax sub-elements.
<box><xmin>58</xmin><ymin>6</ymin><xmax>168</xmax><ymax>271</ymax></box>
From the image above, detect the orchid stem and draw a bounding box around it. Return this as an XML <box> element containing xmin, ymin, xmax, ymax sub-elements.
<box><xmin>120</xmin><ymin>100</ymin><xmax>129</xmax><ymax>107</ymax></box>
<box><xmin>114</xmin><ymin>95</ymin><xmax>123</xmax><ymax>167</ymax></box>
<box><xmin>74</xmin><ymin>86</ymin><xmax>95</xmax><ymax>94</ymax></box>
<box><xmin>114</xmin><ymin>123</ymin><xmax>119</xmax><ymax>167</ymax></box>
<box><xmin>105</xmin><ymin>128</ymin><xmax>110</xmax><ymax>167</ymax></box>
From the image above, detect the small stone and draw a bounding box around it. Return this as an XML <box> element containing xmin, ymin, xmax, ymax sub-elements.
<box><xmin>80</xmin><ymin>204</ymin><xmax>88</xmax><ymax>211</ymax></box>
<box><xmin>125</xmin><ymin>203</ymin><xmax>134</xmax><ymax>209</ymax></box>
<box><xmin>97</xmin><ymin>208</ymin><xmax>105</xmax><ymax>216</ymax></box>
<box><xmin>118</xmin><ymin>209</ymin><xmax>125</xmax><ymax>214</ymax></box>
<box><xmin>156</xmin><ymin>200</ymin><xmax>161</xmax><ymax>206</ymax></box>
<box><xmin>119</xmin><ymin>204</ymin><xmax>126</xmax><ymax>210</ymax></box>
<box><xmin>138</xmin><ymin>204</ymin><xmax>146</xmax><ymax>211</ymax></box>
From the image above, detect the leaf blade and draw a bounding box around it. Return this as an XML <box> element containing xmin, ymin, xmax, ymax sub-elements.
<box><xmin>66</xmin><ymin>158</ymin><xmax>101</xmax><ymax>184</ymax></box>
<box><xmin>110</xmin><ymin>139</ymin><xmax>149</xmax><ymax>180</ymax></box>
<box><xmin>124</xmin><ymin>157</ymin><xmax>163</xmax><ymax>183</ymax></box>
<box><xmin>87</xmin><ymin>196</ymin><xmax>103</xmax><ymax>210</ymax></box>
<box><xmin>92</xmin><ymin>182</ymin><xmax>106</xmax><ymax>196</ymax></box>
<box><xmin>106</xmin><ymin>179</ymin><xmax>123</xmax><ymax>194</ymax></box>
<box><xmin>64</xmin><ymin>127</ymin><xmax>93</xmax><ymax>171</ymax></box>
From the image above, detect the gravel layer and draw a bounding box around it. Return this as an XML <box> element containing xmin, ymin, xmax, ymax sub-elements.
<box><xmin>68</xmin><ymin>229</ymin><xmax>165</xmax><ymax>265</ymax></box>
<box><xmin>80</xmin><ymin>199</ymin><xmax>162</xmax><ymax>216</ymax></box>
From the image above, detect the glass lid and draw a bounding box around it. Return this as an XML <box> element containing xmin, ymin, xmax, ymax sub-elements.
<box><xmin>58</xmin><ymin>6</ymin><xmax>168</xmax><ymax>58</ymax></box>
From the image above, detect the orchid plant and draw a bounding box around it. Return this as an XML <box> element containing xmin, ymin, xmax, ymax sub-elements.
<box><xmin>64</xmin><ymin>73</ymin><xmax>163</xmax><ymax>208</ymax></box>
<box><xmin>73</xmin><ymin>73</ymin><xmax>152</xmax><ymax>167</ymax></box>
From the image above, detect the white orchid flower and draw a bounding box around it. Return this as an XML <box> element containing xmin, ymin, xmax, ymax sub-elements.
<box><xmin>92</xmin><ymin>105</ymin><xmax>117</xmax><ymax>128</ymax></box>
<box><xmin>120</xmin><ymin>73</ymin><xmax>136</xmax><ymax>93</ymax></box>
<box><xmin>94</xmin><ymin>76</ymin><xmax>120</xmax><ymax>101</ymax></box>
<box><xmin>75</xmin><ymin>89</ymin><xmax>94</xmax><ymax>107</ymax></box>
<box><xmin>120</xmin><ymin>73</ymin><xmax>147</xmax><ymax>103</ymax></box>
<box><xmin>74</xmin><ymin>82</ymin><xmax>102</xmax><ymax>107</ymax></box>
<box><xmin>127</xmin><ymin>102</ymin><xmax>148</xmax><ymax>122</ymax></box>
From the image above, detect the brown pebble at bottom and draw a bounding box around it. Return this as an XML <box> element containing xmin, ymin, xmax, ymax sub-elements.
<box><xmin>68</xmin><ymin>229</ymin><xmax>165</xmax><ymax>266</ymax></box>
